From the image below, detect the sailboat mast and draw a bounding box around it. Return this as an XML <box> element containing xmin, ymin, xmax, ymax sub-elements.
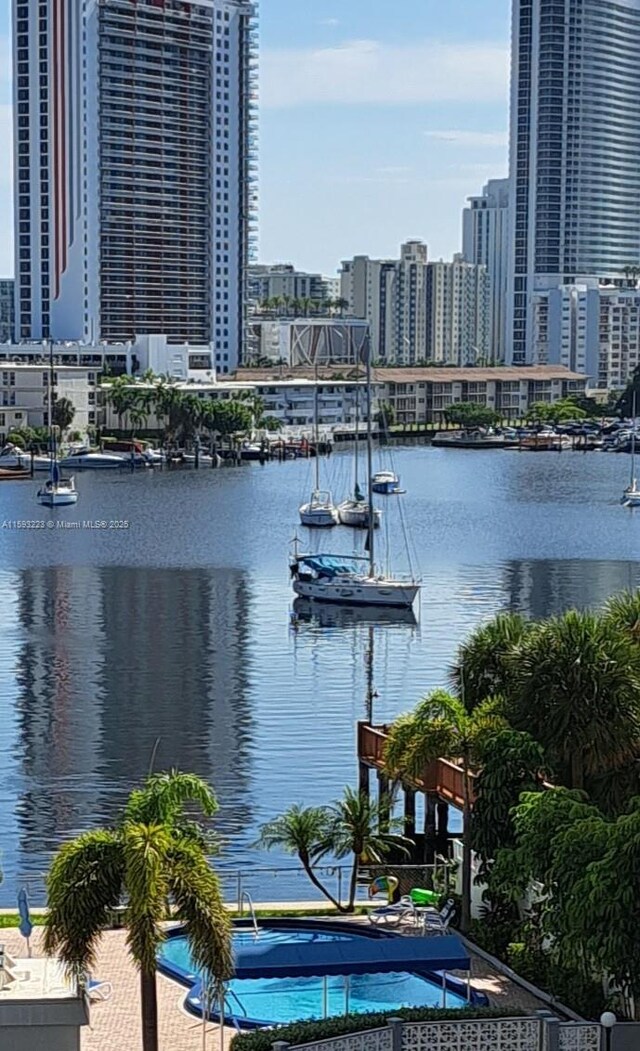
<box><xmin>49</xmin><ymin>339</ymin><xmax>55</xmax><ymax>467</ymax></box>
<box><xmin>365</xmin><ymin>338</ymin><xmax>375</xmax><ymax>576</ymax></box>
<box><xmin>313</xmin><ymin>361</ymin><xmax>319</xmax><ymax>490</ymax></box>
<box><xmin>353</xmin><ymin>346</ymin><xmax>359</xmax><ymax>493</ymax></box>
<box><xmin>632</xmin><ymin>391</ymin><xmax>637</xmax><ymax>486</ymax></box>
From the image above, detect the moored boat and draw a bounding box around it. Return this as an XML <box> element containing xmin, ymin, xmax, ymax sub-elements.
<box><xmin>371</xmin><ymin>470</ymin><xmax>401</xmax><ymax>494</ymax></box>
<box><xmin>59</xmin><ymin>450</ymin><xmax>126</xmax><ymax>469</ymax></box>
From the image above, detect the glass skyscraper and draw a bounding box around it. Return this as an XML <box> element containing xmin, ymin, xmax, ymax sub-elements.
<box><xmin>507</xmin><ymin>0</ymin><xmax>640</xmax><ymax>363</ymax></box>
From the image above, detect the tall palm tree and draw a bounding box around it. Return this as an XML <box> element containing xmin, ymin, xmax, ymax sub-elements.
<box><xmin>384</xmin><ymin>690</ymin><xmax>504</xmax><ymax>932</ymax></box>
<box><xmin>325</xmin><ymin>788</ymin><xmax>411</xmax><ymax>911</ymax></box>
<box><xmin>450</xmin><ymin>612</ymin><xmax>532</xmax><ymax>712</ymax></box>
<box><xmin>45</xmin><ymin>771</ymin><xmax>232</xmax><ymax>1051</ymax></box>
<box><xmin>509</xmin><ymin>611</ymin><xmax>640</xmax><ymax>790</ymax></box>
<box><xmin>256</xmin><ymin>804</ymin><xmax>340</xmax><ymax>909</ymax></box>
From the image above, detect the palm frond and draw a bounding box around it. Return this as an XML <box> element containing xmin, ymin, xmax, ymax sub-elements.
<box><xmin>168</xmin><ymin>839</ymin><xmax>234</xmax><ymax>985</ymax></box>
<box><xmin>255</xmin><ymin>805</ymin><xmax>333</xmax><ymax>863</ymax></box>
<box><xmin>125</xmin><ymin>770</ymin><xmax>218</xmax><ymax>828</ymax></box>
<box><xmin>122</xmin><ymin>823</ymin><xmax>172</xmax><ymax>972</ymax></box>
<box><xmin>44</xmin><ymin>830</ymin><xmax>124</xmax><ymax>981</ymax></box>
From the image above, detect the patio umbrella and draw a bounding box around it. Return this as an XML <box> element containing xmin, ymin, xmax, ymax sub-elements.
<box><xmin>17</xmin><ymin>887</ymin><xmax>33</xmax><ymax>957</ymax></box>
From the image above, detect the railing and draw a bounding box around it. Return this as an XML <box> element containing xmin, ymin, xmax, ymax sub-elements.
<box><xmin>275</xmin><ymin>1016</ymin><xmax>604</xmax><ymax>1051</ymax></box>
<box><xmin>358</xmin><ymin>723</ymin><xmax>477</xmax><ymax>808</ymax></box>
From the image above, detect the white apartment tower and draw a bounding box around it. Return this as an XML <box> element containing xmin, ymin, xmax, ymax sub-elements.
<box><xmin>426</xmin><ymin>255</ymin><xmax>490</xmax><ymax>366</ymax></box>
<box><xmin>462</xmin><ymin>178</ymin><xmax>509</xmax><ymax>363</ymax></box>
<box><xmin>13</xmin><ymin>0</ymin><xmax>258</xmax><ymax>373</ymax></box>
<box><xmin>340</xmin><ymin>240</ymin><xmax>428</xmax><ymax>363</ymax></box>
<box><xmin>507</xmin><ymin>0</ymin><xmax>640</xmax><ymax>365</ymax></box>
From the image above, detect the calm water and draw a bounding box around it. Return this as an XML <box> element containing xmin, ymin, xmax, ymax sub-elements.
<box><xmin>0</xmin><ymin>446</ymin><xmax>638</xmax><ymax>903</ymax></box>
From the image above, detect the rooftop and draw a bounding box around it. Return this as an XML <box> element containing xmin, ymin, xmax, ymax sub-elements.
<box><xmin>233</xmin><ymin>365</ymin><xmax>587</xmax><ymax>384</ymax></box>
<box><xmin>0</xmin><ymin>953</ymin><xmax>78</xmax><ymax>1001</ymax></box>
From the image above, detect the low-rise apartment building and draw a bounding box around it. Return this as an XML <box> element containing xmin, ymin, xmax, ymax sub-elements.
<box><xmin>0</xmin><ymin>363</ymin><xmax>96</xmax><ymax>443</ymax></box>
<box><xmin>377</xmin><ymin>366</ymin><xmax>587</xmax><ymax>425</ymax></box>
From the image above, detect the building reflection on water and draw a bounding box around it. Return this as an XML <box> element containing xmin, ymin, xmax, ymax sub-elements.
<box><xmin>12</xmin><ymin>566</ymin><xmax>254</xmax><ymax>885</ymax></box>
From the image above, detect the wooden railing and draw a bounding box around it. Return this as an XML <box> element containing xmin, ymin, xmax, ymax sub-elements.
<box><xmin>357</xmin><ymin>722</ymin><xmax>476</xmax><ymax>809</ymax></box>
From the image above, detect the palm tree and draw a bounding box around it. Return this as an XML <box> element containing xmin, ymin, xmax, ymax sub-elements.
<box><xmin>256</xmin><ymin>804</ymin><xmax>340</xmax><ymax>909</ymax></box>
<box><xmin>384</xmin><ymin>690</ymin><xmax>504</xmax><ymax>932</ymax></box>
<box><xmin>325</xmin><ymin>788</ymin><xmax>411</xmax><ymax>911</ymax></box>
<box><xmin>603</xmin><ymin>590</ymin><xmax>640</xmax><ymax>646</ymax></box>
<box><xmin>450</xmin><ymin>612</ymin><xmax>532</xmax><ymax>713</ymax></box>
<box><xmin>509</xmin><ymin>611</ymin><xmax>640</xmax><ymax>791</ymax></box>
<box><xmin>106</xmin><ymin>375</ymin><xmax>137</xmax><ymax>431</ymax></box>
<box><xmin>52</xmin><ymin>396</ymin><xmax>76</xmax><ymax>437</ymax></box>
<box><xmin>334</xmin><ymin>297</ymin><xmax>349</xmax><ymax>317</ymax></box>
<box><xmin>44</xmin><ymin>771</ymin><xmax>232</xmax><ymax>1051</ymax></box>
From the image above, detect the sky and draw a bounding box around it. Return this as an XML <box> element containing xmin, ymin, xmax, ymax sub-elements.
<box><xmin>0</xmin><ymin>0</ymin><xmax>512</xmax><ymax>279</ymax></box>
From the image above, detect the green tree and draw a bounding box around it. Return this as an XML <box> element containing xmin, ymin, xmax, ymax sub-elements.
<box><xmin>105</xmin><ymin>375</ymin><xmax>138</xmax><ymax>430</ymax></box>
<box><xmin>450</xmin><ymin>612</ymin><xmax>532</xmax><ymax>713</ymax></box>
<box><xmin>384</xmin><ymin>690</ymin><xmax>505</xmax><ymax>932</ymax></box>
<box><xmin>325</xmin><ymin>788</ymin><xmax>411</xmax><ymax>911</ymax></box>
<box><xmin>44</xmin><ymin>771</ymin><xmax>232</xmax><ymax>1051</ymax></box>
<box><xmin>615</xmin><ymin>364</ymin><xmax>640</xmax><ymax>418</ymax></box>
<box><xmin>374</xmin><ymin>401</ymin><xmax>396</xmax><ymax>431</ymax></box>
<box><xmin>52</xmin><ymin>397</ymin><xmax>76</xmax><ymax>435</ymax></box>
<box><xmin>508</xmin><ymin>611</ymin><xmax>640</xmax><ymax>791</ymax></box>
<box><xmin>525</xmin><ymin>399</ymin><xmax>586</xmax><ymax>425</ymax></box>
<box><xmin>471</xmin><ymin>729</ymin><xmax>546</xmax><ymax>881</ymax></box>
<box><xmin>443</xmin><ymin>403</ymin><xmax>500</xmax><ymax>430</ymax></box>
<box><xmin>603</xmin><ymin>590</ymin><xmax>640</xmax><ymax>646</ymax></box>
<box><xmin>257</xmin><ymin>789</ymin><xmax>409</xmax><ymax>913</ymax></box>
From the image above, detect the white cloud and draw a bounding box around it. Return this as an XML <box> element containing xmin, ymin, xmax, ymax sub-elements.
<box><xmin>425</xmin><ymin>129</ymin><xmax>508</xmax><ymax>147</ymax></box>
<box><xmin>318</xmin><ymin>18</ymin><xmax>340</xmax><ymax>27</ymax></box>
<box><xmin>261</xmin><ymin>38</ymin><xmax>509</xmax><ymax>109</ymax></box>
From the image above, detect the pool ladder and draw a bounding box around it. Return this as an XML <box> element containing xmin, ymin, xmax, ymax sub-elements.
<box><xmin>239</xmin><ymin>891</ymin><xmax>260</xmax><ymax>939</ymax></box>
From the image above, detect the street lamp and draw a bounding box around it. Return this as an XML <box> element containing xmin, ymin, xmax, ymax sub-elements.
<box><xmin>600</xmin><ymin>1011</ymin><xmax>616</xmax><ymax>1051</ymax></box>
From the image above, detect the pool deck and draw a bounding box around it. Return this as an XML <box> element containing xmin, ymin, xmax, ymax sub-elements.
<box><xmin>0</xmin><ymin>915</ymin><xmax>550</xmax><ymax>1051</ymax></box>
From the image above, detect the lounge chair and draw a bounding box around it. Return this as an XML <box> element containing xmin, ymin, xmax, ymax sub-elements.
<box><xmin>368</xmin><ymin>896</ymin><xmax>416</xmax><ymax>927</ymax></box>
<box><xmin>416</xmin><ymin>898</ymin><xmax>456</xmax><ymax>934</ymax></box>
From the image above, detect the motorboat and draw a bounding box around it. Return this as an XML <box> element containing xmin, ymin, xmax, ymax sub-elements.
<box><xmin>101</xmin><ymin>439</ymin><xmax>163</xmax><ymax>466</ymax></box>
<box><xmin>338</xmin><ymin>499</ymin><xmax>381</xmax><ymax>529</ymax></box>
<box><xmin>58</xmin><ymin>450</ymin><xmax>126</xmax><ymax>469</ymax></box>
<box><xmin>182</xmin><ymin>451</ymin><xmax>222</xmax><ymax>468</ymax></box>
<box><xmin>299</xmin><ymin>489</ymin><xmax>339</xmax><ymax>528</ymax></box>
<box><xmin>371</xmin><ymin>470</ymin><xmax>402</xmax><ymax>494</ymax></box>
<box><xmin>37</xmin><ymin>474</ymin><xmax>78</xmax><ymax>507</ymax></box>
<box><xmin>0</xmin><ymin>444</ymin><xmax>51</xmax><ymax>471</ymax></box>
<box><xmin>290</xmin><ymin>552</ymin><xmax>419</xmax><ymax>609</ymax></box>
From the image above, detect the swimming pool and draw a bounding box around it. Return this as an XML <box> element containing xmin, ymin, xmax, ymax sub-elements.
<box><xmin>157</xmin><ymin>922</ymin><xmax>479</xmax><ymax>1028</ymax></box>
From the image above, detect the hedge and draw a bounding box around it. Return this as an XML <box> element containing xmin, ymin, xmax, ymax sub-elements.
<box><xmin>230</xmin><ymin>1007</ymin><xmax>525</xmax><ymax>1051</ymax></box>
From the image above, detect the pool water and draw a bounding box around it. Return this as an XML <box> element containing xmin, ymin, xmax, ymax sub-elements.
<box><xmin>158</xmin><ymin>926</ymin><xmax>468</xmax><ymax>1025</ymax></box>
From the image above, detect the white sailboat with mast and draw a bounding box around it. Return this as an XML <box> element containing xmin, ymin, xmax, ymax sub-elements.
<box><xmin>338</xmin><ymin>357</ymin><xmax>381</xmax><ymax>529</ymax></box>
<box><xmin>299</xmin><ymin>361</ymin><xmax>339</xmax><ymax>528</ymax></box>
<box><xmin>290</xmin><ymin>343</ymin><xmax>420</xmax><ymax>610</ymax></box>
<box><xmin>621</xmin><ymin>391</ymin><xmax>640</xmax><ymax>507</ymax></box>
<box><xmin>37</xmin><ymin>342</ymin><xmax>78</xmax><ymax>507</ymax></box>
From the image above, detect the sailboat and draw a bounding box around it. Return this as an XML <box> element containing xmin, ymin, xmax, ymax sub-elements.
<box><xmin>37</xmin><ymin>343</ymin><xmax>78</xmax><ymax>507</ymax></box>
<box><xmin>621</xmin><ymin>392</ymin><xmax>640</xmax><ymax>507</ymax></box>
<box><xmin>299</xmin><ymin>365</ymin><xmax>339</xmax><ymax>528</ymax></box>
<box><xmin>290</xmin><ymin>346</ymin><xmax>420</xmax><ymax>610</ymax></box>
<box><xmin>338</xmin><ymin>366</ymin><xmax>382</xmax><ymax>529</ymax></box>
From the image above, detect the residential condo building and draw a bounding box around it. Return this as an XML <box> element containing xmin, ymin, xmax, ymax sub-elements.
<box><xmin>426</xmin><ymin>256</ymin><xmax>490</xmax><ymax>366</ymax></box>
<box><xmin>0</xmin><ymin>279</ymin><xmax>15</xmax><ymax>343</ymax></box>
<box><xmin>248</xmin><ymin>265</ymin><xmax>332</xmax><ymax>306</ymax></box>
<box><xmin>507</xmin><ymin>0</ymin><xmax>640</xmax><ymax>365</ymax></box>
<box><xmin>462</xmin><ymin>179</ymin><xmax>509</xmax><ymax>363</ymax></box>
<box><xmin>12</xmin><ymin>0</ymin><xmax>257</xmax><ymax>373</ymax></box>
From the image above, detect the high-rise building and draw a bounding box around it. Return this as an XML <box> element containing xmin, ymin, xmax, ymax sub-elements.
<box><xmin>12</xmin><ymin>0</ymin><xmax>257</xmax><ymax>373</ymax></box>
<box><xmin>426</xmin><ymin>255</ymin><xmax>490</xmax><ymax>366</ymax></box>
<box><xmin>507</xmin><ymin>0</ymin><xmax>640</xmax><ymax>365</ymax></box>
<box><xmin>531</xmin><ymin>279</ymin><xmax>640</xmax><ymax>389</ymax></box>
<box><xmin>0</xmin><ymin>279</ymin><xmax>15</xmax><ymax>342</ymax></box>
<box><xmin>340</xmin><ymin>240</ymin><xmax>428</xmax><ymax>363</ymax></box>
<box><xmin>462</xmin><ymin>179</ymin><xmax>509</xmax><ymax>363</ymax></box>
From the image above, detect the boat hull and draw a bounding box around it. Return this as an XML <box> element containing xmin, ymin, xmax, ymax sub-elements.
<box><xmin>338</xmin><ymin>502</ymin><xmax>382</xmax><ymax>528</ymax></box>
<box><xmin>58</xmin><ymin>455</ymin><xmax>124</xmax><ymax>469</ymax></box>
<box><xmin>293</xmin><ymin>578</ymin><xmax>419</xmax><ymax>609</ymax></box>
<box><xmin>622</xmin><ymin>492</ymin><xmax>640</xmax><ymax>507</ymax></box>
<box><xmin>37</xmin><ymin>490</ymin><xmax>78</xmax><ymax>506</ymax></box>
<box><xmin>371</xmin><ymin>481</ymin><xmax>400</xmax><ymax>494</ymax></box>
<box><xmin>299</xmin><ymin>508</ymin><xmax>338</xmax><ymax>528</ymax></box>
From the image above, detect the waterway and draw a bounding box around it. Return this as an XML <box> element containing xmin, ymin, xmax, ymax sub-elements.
<box><xmin>0</xmin><ymin>446</ymin><xmax>638</xmax><ymax>903</ymax></box>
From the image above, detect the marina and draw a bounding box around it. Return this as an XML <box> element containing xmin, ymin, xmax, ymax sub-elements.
<box><xmin>0</xmin><ymin>446</ymin><xmax>639</xmax><ymax>903</ymax></box>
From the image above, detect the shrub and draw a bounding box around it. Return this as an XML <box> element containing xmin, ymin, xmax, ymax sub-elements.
<box><xmin>230</xmin><ymin>1007</ymin><xmax>525</xmax><ymax>1051</ymax></box>
<box><xmin>507</xmin><ymin>943</ymin><xmax>606</xmax><ymax>1019</ymax></box>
